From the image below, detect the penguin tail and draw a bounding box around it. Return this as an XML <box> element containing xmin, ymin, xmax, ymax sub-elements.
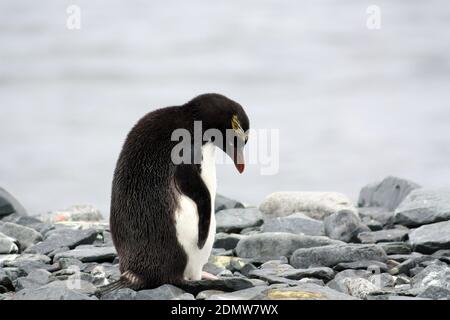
<box><xmin>95</xmin><ymin>278</ymin><xmax>128</xmax><ymax>297</ymax></box>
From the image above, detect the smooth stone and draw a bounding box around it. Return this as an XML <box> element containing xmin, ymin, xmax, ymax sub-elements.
<box><xmin>208</xmin><ymin>256</ymin><xmax>249</xmax><ymax>272</ymax></box>
<box><xmin>259</xmin><ymin>192</ymin><xmax>357</xmax><ymax>220</ymax></box>
<box><xmin>409</xmin><ymin>220</ymin><xmax>450</xmax><ymax>254</ymax></box>
<box><xmin>358</xmin><ymin>176</ymin><xmax>420</xmax><ymax>211</ymax></box>
<box><xmin>196</xmin><ymin>290</ymin><xmax>225</xmax><ymax>300</ymax></box>
<box><xmin>0</xmin><ymin>222</ymin><xmax>43</xmax><ymax>251</ymax></box>
<box><xmin>10</xmin><ymin>283</ymin><xmax>97</xmax><ymax>300</ymax></box>
<box><xmin>379</xmin><ymin>242</ymin><xmax>412</xmax><ymax>255</ymax></box>
<box><xmin>215</xmin><ymin>194</ymin><xmax>244</xmax><ymax>213</ymax></box>
<box><xmin>239</xmin><ymin>226</ymin><xmax>261</xmax><ymax>235</ymax></box>
<box><xmin>207</xmin><ymin>285</ymin><xmax>271</xmax><ymax>300</ymax></box>
<box><xmin>370</xmin><ymin>273</ymin><xmax>395</xmax><ymax>288</ymax></box>
<box><xmin>38</xmin><ymin>205</ymin><xmax>103</xmax><ymax>223</ymax></box>
<box><xmin>291</xmin><ymin>244</ymin><xmax>387</xmax><ymax>268</ymax></box>
<box><xmin>333</xmin><ymin>260</ymin><xmax>388</xmax><ymax>272</ymax></box>
<box><xmin>260</xmin><ymin>283</ymin><xmax>356</xmax><ymax>300</ymax></box>
<box><xmin>357</xmin><ymin>229</ymin><xmax>409</xmax><ymax>244</ymax></box>
<box><xmin>213</xmin><ymin>233</ymin><xmax>246</xmax><ymax>250</ymax></box>
<box><xmin>178</xmin><ymin>277</ymin><xmax>255</xmax><ymax>296</ymax></box>
<box><xmin>0</xmin><ymin>232</ymin><xmax>19</xmax><ymax>254</ymax></box>
<box><xmin>394</xmin><ymin>188</ymin><xmax>450</xmax><ymax>227</ymax></box>
<box><xmin>0</xmin><ymin>187</ymin><xmax>27</xmax><ymax>219</ymax></box>
<box><xmin>25</xmin><ymin>228</ymin><xmax>98</xmax><ymax>255</ymax></box>
<box><xmin>358</xmin><ymin>207</ymin><xmax>394</xmax><ymax>227</ymax></box>
<box><xmin>215</xmin><ymin>208</ymin><xmax>263</xmax><ymax>233</ymax></box>
<box><xmin>54</xmin><ymin>245</ymin><xmax>117</xmax><ymax>263</ymax></box>
<box><xmin>247</xmin><ymin>273</ymin><xmax>299</xmax><ymax>286</ymax></box>
<box><xmin>138</xmin><ymin>284</ymin><xmax>189</xmax><ymax>300</ymax></box>
<box><xmin>323</xmin><ymin>210</ymin><xmax>369</xmax><ymax>242</ymax></box>
<box><xmin>388</xmin><ymin>255</ymin><xmax>435</xmax><ymax>276</ymax></box>
<box><xmin>262</xmin><ymin>213</ymin><xmax>324</xmax><ymax>236</ymax></box>
<box><xmin>387</xmin><ymin>252</ymin><xmax>423</xmax><ymax>263</ymax></box>
<box><xmin>0</xmin><ymin>214</ymin><xmax>53</xmax><ymax>235</ymax></box>
<box><xmin>235</xmin><ymin>232</ymin><xmax>343</xmax><ymax>259</ymax></box>
<box><xmin>361</xmin><ymin>217</ymin><xmax>383</xmax><ymax>231</ymax></box>
<box><xmin>14</xmin><ymin>269</ymin><xmax>51</xmax><ymax>291</ymax></box>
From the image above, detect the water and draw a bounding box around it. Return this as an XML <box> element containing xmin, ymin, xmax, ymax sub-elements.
<box><xmin>1</xmin><ymin>0</ymin><xmax>450</xmax><ymax>216</ymax></box>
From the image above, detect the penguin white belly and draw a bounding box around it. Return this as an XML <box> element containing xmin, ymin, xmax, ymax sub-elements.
<box><xmin>174</xmin><ymin>143</ymin><xmax>217</xmax><ymax>280</ymax></box>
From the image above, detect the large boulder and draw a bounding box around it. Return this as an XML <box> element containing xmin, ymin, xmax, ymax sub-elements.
<box><xmin>259</xmin><ymin>192</ymin><xmax>357</xmax><ymax>220</ymax></box>
<box><xmin>262</xmin><ymin>213</ymin><xmax>324</xmax><ymax>236</ymax></box>
<box><xmin>291</xmin><ymin>244</ymin><xmax>387</xmax><ymax>268</ymax></box>
<box><xmin>323</xmin><ymin>210</ymin><xmax>369</xmax><ymax>242</ymax></box>
<box><xmin>394</xmin><ymin>188</ymin><xmax>450</xmax><ymax>227</ymax></box>
<box><xmin>235</xmin><ymin>232</ymin><xmax>343</xmax><ymax>259</ymax></box>
<box><xmin>215</xmin><ymin>194</ymin><xmax>244</xmax><ymax>212</ymax></box>
<box><xmin>358</xmin><ymin>176</ymin><xmax>420</xmax><ymax>211</ymax></box>
<box><xmin>0</xmin><ymin>187</ymin><xmax>27</xmax><ymax>220</ymax></box>
<box><xmin>408</xmin><ymin>220</ymin><xmax>450</xmax><ymax>254</ymax></box>
<box><xmin>0</xmin><ymin>222</ymin><xmax>42</xmax><ymax>251</ymax></box>
<box><xmin>215</xmin><ymin>208</ymin><xmax>263</xmax><ymax>233</ymax></box>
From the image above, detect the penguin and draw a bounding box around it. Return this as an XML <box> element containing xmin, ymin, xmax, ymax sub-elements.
<box><xmin>103</xmin><ymin>93</ymin><xmax>249</xmax><ymax>292</ymax></box>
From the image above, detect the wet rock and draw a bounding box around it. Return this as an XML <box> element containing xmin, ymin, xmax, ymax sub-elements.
<box><xmin>0</xmin><ymin>232</ymin><xmax>19</xmax><ymax>254</ymax></box>
<box><xmin>235</xmin><ymin>232</ymin><xmax>343</xmax><ymax>259</ymax></box>
<box><xmin>258</xmin><ymin>283</ymin><xmax>356</xmax><ymax>300</ymax></box>
<box><xmin>215</xmin><ymin>194</ymin><xmax>244</xmax><ymax>212</ymax></box>
<box><xmin>409</xmin><ymin>220</ymin><xmax>450</xmax><ymax>254</ymax></box>
<box><xmin>323</xmin><ymin>210</ymin><xmax>369</xmax><ymax>242</ymax></box>
<box><xmin>25</xmin><ymin>228</ymin><xmax>98</xmax><ymax>255</ymax></box>
<box><xmin>14</xmin><ymin>269</ymin><xmax>51</xmax><ymax>291</ymax></box>
<box><xmin>213</xmin><ymin>233</ymin><xmax>246</xmax><ymax>250</ymax></box>
<box><xmin>291</xmin><ymin>244</ymin><xmax>387</xmax><ymax>268</ymax></box>
<box><xmin>379</xmin><ymin>242</ymin><xmax>411</xmax><ymax>255</ymax></box>
<box><xmin>38</xmin><ymin>205</ymin><xmax>103</xmax><ymax>223</ymax></box>
<box><xmin>53</xmin><ymin>245</ymin><xmax>117</xmax><ymax>263</ymax></box>
<box><xmin>178</xmin><ymin>277</ymin><xmax>255</xmax><ymax>295</ymax></box>
<box><xmin>0</xmin><ymin>187</ymin><xmax>27</xmax><ymax>219</ymax></box>
<box><xmin>138</xmin><ymin>284</ymin><xmax>191</xmax><ymax>300</ymax></box>
<box><xmin>215</xmin><ymin>208</ymin><xmax>263</xmax><ymax>233</ymax></box>
<box><xmin>394</xmin><ymin>188</ymin><xmax>450</xmax><ymax>227</ymax></box>
<box><xmin>358</xmin><ymin>176</ymin><xmax>420</xmax><ymax>211</ymax></box>
<box><xmin>333</xmin><ymin>260</ymin><xmax>388</xmax><ymax>272</ymax></box>
<box><xmin>0</xmin><ymin>222</ymin><xmax>42</xmax><ymax>251</ymax></box>
<box><xmin>358</xmin><ymin>207</ymin><xmax>394</xmax><ymax>227</ymax></box>
<box><xmin>10</xmin><ymin>282</ymin><xmax>97</xmax><ymax>300</ymax></box>
<box><xmin>357</xmin><ymin>229</ymin><xmax>409</xmax><ymax>244</ymax></box>
<box><xmin>262</xmin><ymin>213</ymin><xmax>324</xmax><ymax>236</ymax></box>
<box><xmin>259</xmin><ymin>192</ymin><xmax>357</xmax><ymax>220</ymax></box>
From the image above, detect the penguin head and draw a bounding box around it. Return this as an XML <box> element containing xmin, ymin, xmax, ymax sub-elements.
<box><xmin>186</xmin><ymin>93</ymin><xmax>249</xmax><ymax>173</ymax></box>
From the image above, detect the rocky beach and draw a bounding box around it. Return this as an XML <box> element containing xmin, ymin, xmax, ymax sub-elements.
<box><xmin>1</xmin><ymin>176</ymin><xmax>450</xmax><ymax>300</ymax></box>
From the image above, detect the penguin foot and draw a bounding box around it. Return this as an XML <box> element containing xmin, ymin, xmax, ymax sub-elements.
<box><xmin>201</xmin><ymin>271</ymin><xmax>219</xmax><ymax>280</ymax></box>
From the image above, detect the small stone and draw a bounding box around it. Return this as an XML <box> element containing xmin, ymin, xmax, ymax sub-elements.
<box><xmin>379</xmin><ymin>242</ymin><xmax>412</xmax><ymax>255</ymax></box>
<box><xmin>358</xmin><ymin>207</ymin><xmax>394</xmax><ymax>227</ymax></box>
<box><xmin>0</xmin><ymin>214</ymin><xmax>52</xmax><ymax>235</ymax></box>
<box><xmin>260</xmin><ymin>283</ymin><xmax>356</xmax><ymax>300</ymax></box>
<box><xmin>357</xmin><ymin>229</ymin><xmax>409</xmax><ymax>244</ymax></box>
<box><xmin>196</xmin><ymin>290</ymin><xmax>225</xmax><ymax>300</ymax></box>
<box><xmin>2</xmin><ymin>254</ymin><xmax>55</xmax><ymax>275</ymax></box>
<box><xmin>342</xmin><ymin>277</ymin><xmax>379</xmax><ymax>299</ymax></box>
<box><xmin>178</xmin><ymin>277</ymin><xmax>255</xmax><ymax>296</ymax></box>
<box><xmin>215</xmin><ymin>208</ymin><xmax>263</xmax><ymax>233</ymax></box>
<box><xmin>10</xmin><ymin>283</ymin><xmax>97</xmax><ymax>300</ymax></box>
<box><xmin>291</xmin><ymin>244</ymin><xmax>387</xmax><ymax>268</ymax></box>
<box><xmin>394</xmin><ymin>275</ymin><xmax>410</xmax><ymax>286</ymax></box>
<box><xmin>0</xmin><ymin>232</ymin><xmax>19</xmax><ymax>254</ymax></box>
<box><xmin>417</xmin><ymin>286</ymin><xmax>450</xmax><ymax>299</ymax></box>
<box><xmin>138</xmin><ymin>284</ymin><xmax>189</xmax><ymax>300</ymax></box>
<box><xmin>25</xmin><ymin>228</ymin><xmax>98</xmax><ymax>255</ymax></box>
<box><xmin>298</xmin><ymin>278</ymin><xmax>325</xmax><ymax>286</ymax></box>
<box><xmin>215</xmin><ymin>194</ymin><xmax>244</xmax><ymax>212</ymax></box>
<box><xmin>235</xmin><ymin>232</ymin><xmax>343</xmax><ymax>259</ymax></box>
<box><xmin>387</xmin><ymin>252</ymin><xmax>423</xmax><ymax>263</ymax></box>
<box><xmin>333</xmin><ymin>260</ymin><xmax>388</xmax><ymax>272</ymax></box>
<box><xmin>53</xmin><ymin>245</ymin><xmax>117</xmax><ymax>263</ymax></box>
<box><xmin>0</xmin><ymin>187</ymin><xmax>27</xmax><ymax>219</ymax></box>
<box><xmin>101</xmin><ymin>288</ymin><xmax>139</xmax><ymax>300</ymax></box>
<box><xmin>250</xmin><ymin>266</ymin><xmax>334</xmax><ymax>282</ymax></box>
<box><xmin>262</xmin><ymin>213</ymin><xmax>324</xmax><ymax>236</ymax></box>
<box><xmin>0</xmin><ymin>222</ymin><xmax>42</xmax><ymax>251</ymax></box>
<box><xmin>411</xmin><ymin>263</ymin><xmax>450</xmax><ymax>294</ymax></box>
<box><xmin>361</xmin><ymin>217</ymin><xmax>383</xmax><ymax>231</ymax></box>
<box><xmin>370</xmin><ymin>273</ymin><xmax>395</xmax><ymax>288</ymax></box>
<box><xmin>213</xmin><ymin>233</ymin><xmax>246</xmax><ymax>250</ymax></box>
<box><xmin>259</xmin><ymin>192</ymin><xmax>357</xmax><ymax>220</ymax></box>
<box><xmin>14</xmin><ymin>269</ymin><xmax>51</xmax><ymax>291</ymax></box>
<box><xmin>358</xmin><ymin>176</ymin><xmax>420</xmax><ymax>210</ymax></box>
<box><xmin>388</xmin><ymin>255</ymin><xmax>435</xmax><ymax>276</ymax></box>
<box><xmin>0</xmin><ymin>269</ymin><xmax>14</xmax><ymax>292</ymax></box>
<box><xmin>207</xmin><ymin>285</ymin><xmax>271</xmax><ymax>300</ymax></box>
<box><xmin>44</xmin><ymin>279</ymin><xmax>98</xmax><ymax>295</ymax></box>
<box><xmin>323</xmin><ymin>210</ymin><xmax>370</xmax><ymax>242</ymax></box>
<box><xmin>394</xmin><ymin>188</ymin><xmax>450</xmax><ymax>227</ymax></box>
<box><xmin>409</xmin><ymin>220</ymin><xmax>450</xmax><ymax>254</ymax></box>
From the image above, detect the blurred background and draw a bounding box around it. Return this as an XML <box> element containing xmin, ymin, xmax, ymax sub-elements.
<box><xmin>1</xmin><ymin>0</ymin><xmax>449</xmax><ymax>216</ymax></box>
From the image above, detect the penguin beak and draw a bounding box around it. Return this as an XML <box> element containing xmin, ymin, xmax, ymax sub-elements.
<box><xmin>233</xmin><ymin>146</ymin><xmax>245</xmax><ymax>174</ymax></box>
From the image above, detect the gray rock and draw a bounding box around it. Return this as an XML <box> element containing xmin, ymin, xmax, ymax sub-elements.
<box><xmin>358</xmin><ymin>207</ymin><xmax>394</xmax><ymax>227</ymax></box>
<box><xmin>411</xmin><ymin>263</ymin><xmax>450</xmax><ymax>295</ymax></box>
<box><xmin>196</xmin><ymin>290</ymin><xmax>225</xmax><ymax>300</ymax></box>
<box><xmin>0</xmin><ymin>187</ymin><xmax>27</xmax><ymax>219</ymax></box>
<box><xmin>394</xmin><ymin>188</ymin><xmax>450</xmax><ymax>227</ymax></box>
<box><xmin>54</xmin><ymin>245</ymin><xmax>117</xmax><ymax>263</ymax></box>
<box><xmin>0</xmin><ymin>269</ymin><xmax>14</xmax><ymax>292</ymax></box>
<box><xmin>0</xmin><ymin>222</ymin><xmax>42</xmax><ymax>251</ymax></box>
<box><xmin>215</xmin><ymin>208</ymin><xmax>263</xmax><ymax>233</ymax></box>
<box><xmin>256</xmin><ymin>283</ymin><xmax>357</xmax><ymax>300</ymax></box>
<box><xmin>291</xmin><ymin>244</ymin><xmax>387</xmax><ymax>268</ymax></box>
<box><xmin>10</xmin><ymin>283</ymin><xmax>96</xmax><ymax>300</ymax></box>
<box><xmin>249</xmin><ymin>266</ymin><xmax>334</xmax><ymax>282</ymax></box>
<box><xmin>387</xmin><ymin>252</ymin><xmax>423</xmax><ymax>263</ymax></box>
<box><xmin>1</xmin><ymin>214</ymin><xmax>53</xmax><ymax>235</ymax></box>
<box><xmin>379</xmin><ymin>242</ymin><xmax>412</xmax><ymax>255</ymax></box>
<box><xmin>417</xmin><ymin>286</ymin><xmax>450</xmax><ymax>299</ymax></box>
<box><xmin>333</xmin><ymin>260</ymin><xmax>388</xmax><ymax>272</ymax></box>
<box><xmin>101</xmin><ymin>288</ymin><xmax>139</xmax><ymax>300</ymax></box>
<box><xmin>361</xmin><ymin>217</ymin><xmax>383</xmax><ymax>231</ymax></box>
<box><xmin>389</xmin><ymin>255</ymin><xmax>435</xmax><ymax>276</ymax></box>
<box><xmin>409</xmin><ymin>220</ymin><xmax>450</xmax><ymax>254</ymax></box>
<box><xmin>341</xmin><ymin>277</ymin><xmax>380</xmax><ymax>299</ymax></box>
<box><xmin>262</xmin><ymin>213</ymin><xmax>324</xmax><ymax>236</ymax></box>
<box><xmin>207</xmin><ymin>285</ymin><xmax>271</xmax><ymax>300</ymax></box>
<box><xmin>44</xmin><ymin>279</ymin><xmax>98</xmax><ymax>295</ymax></box>
<box><xmin>14</xmin><ymin>269</ymin><xmax>51</xmax><ymax>291</ymax></box>
<box><xmin>0</xmin><ymin>232</ymin><xmax>19</xmax><ymax>254</ymax></box>
<box><xmin>327</xmin><ymin>269</ymin><xmax>379</xmax><ymax>298</ymax></box>
<box><xmin>215</xmin><ymin>194</ymin><xmax>244</xmax><ymax>212</ymax></box>
<box><xmin>213</xmin><ymin>233</ymin><xmax>246</xmax><ymax>250</ymax></box>
<box><xmin>38</xmin><ymin>205</ymin><xmax>103</xmax><ymax>223</ymax></box>
<box><xmin>357</xmin><ymin>229</ymin><xmax>409</xmax><ymax>244</ymax></box>
<box><xmin>235</xmin><ymin>232</ymin><xmax>343</xmax><ymax>259</ymax></box>
<box><xmin>259</xmin><ymin>192</ymin><xmax>357</xmax><ymax>220</ymax></box>
<box><xmin>323</xmin><ymin>210</ymin><xmax>370</xmax><ymax>242</ymax></box>
<box><xmin>25</xmin><ymin>228</ymin><xmax>98</xmax><ymax>255</ymax></box>
<box><xmin>358</xmin><ymin>176</ymin><xmax>420</xmax><ymax>211</ymax></box>
<box><xmin>138</xmin><ymin>284</ymin><xmax>189</xmax><ymax>300</ymax></box>
<box><xmin>178</xmin><ymin>277</ymin><xmax>255</xmax><ymax>296</ymax></box>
